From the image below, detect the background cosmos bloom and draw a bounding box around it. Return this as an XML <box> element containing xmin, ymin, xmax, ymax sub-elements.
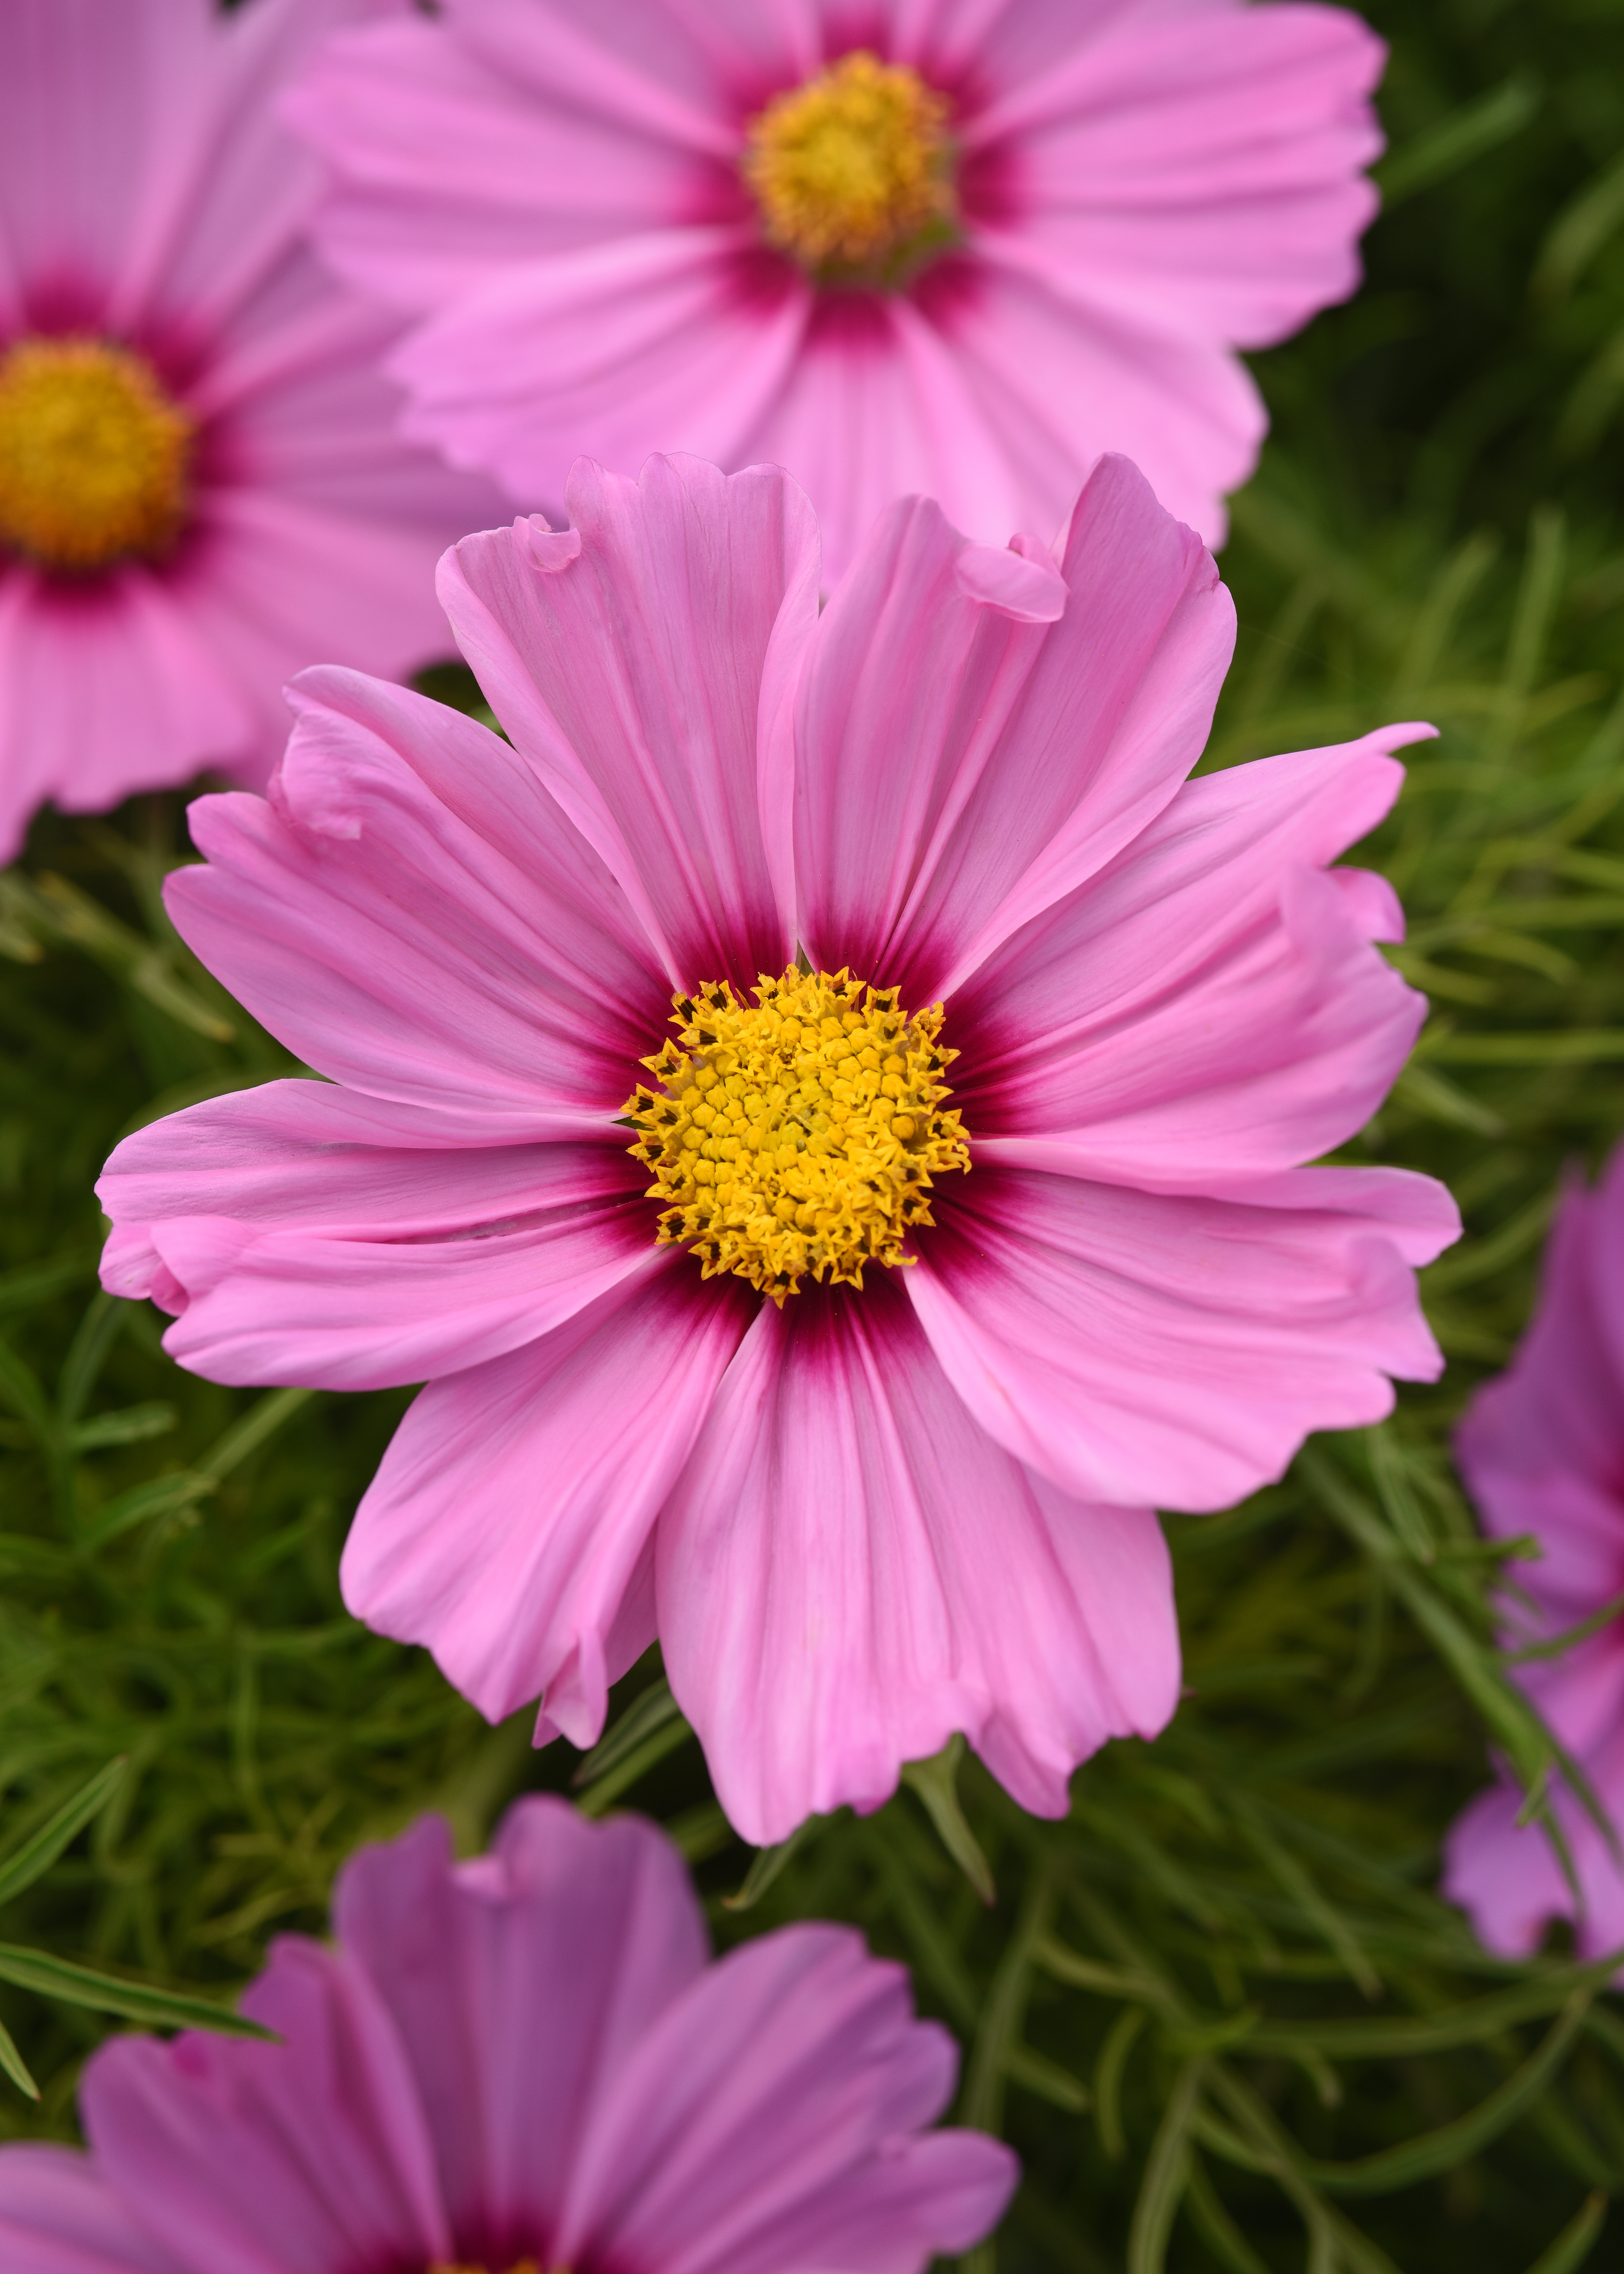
<box><xmin>0</xmin><ymin>0</ymin><xmax>500</xmax><ymax>863</ymax></box>
<box><xmin>0</xmin><ymin>1795</ymin><xmax>1017</xmax><ymax>2274</ymax></box>
<box><xmin>284</xmin><ymin>0</ymin><xmax>1385</xmax><ymax>577</ymax></box>
<box><xmin>97</xmin><ymin>451</ymin><xmax>1459</xmax><ymax>1845</ymax></box>
<box><xmin>1443</xmin><ymin>1144</ymin><xmax>1624</xmax><ymax>1965</ymax></box>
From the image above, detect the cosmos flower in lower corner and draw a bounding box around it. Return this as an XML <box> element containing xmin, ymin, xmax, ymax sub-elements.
<box><xmin>96</xmin><ymin>448</ymin><xmax>1459</xmax><ymax>1846</ymax></box>
<box><xmin>0</xmin><ymin>0</ymin><xmax>501</xmax><ymax>863</ymax></box>
<box><xmin>1442</xmin><ymin>1144</ymin><xmax>1624</xmax><ymax>1967</ymax></box>
<box><xmin>0</xmin><ymin>1796</ymin><xmax>1017</xmax><ymax>2274</ymax></box>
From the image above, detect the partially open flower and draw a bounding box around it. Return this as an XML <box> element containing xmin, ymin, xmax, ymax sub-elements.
<box><xmin>98</xmin><ymin>452</ymin><xmax>1457</xmax><ymax>1845</ymax></box>
<box><xmin>0</xmin><ymin>1797</ymin><xmax>1016</xmax><ymax>2274</ymax></box>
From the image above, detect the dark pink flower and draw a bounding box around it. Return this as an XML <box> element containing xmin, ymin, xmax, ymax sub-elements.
<box><xmin>284</xmin><ymin>0</ymin><xmax>1385</xmax><ymax>576</ymax></box>
<box><xmin>0</xmin><ymin>1796</ymin><xmax>1016</xmax><ymax>2274</ymax></box>
<box><xmin>0</xmin><ymin>0</ymin><xmax>501</xmax><ymax>861</ymax></box>
<box><xmin>1443</xmin><ymin>1148</ymin><xmax>1624</xmax><ymax>1964</ymax></box>
<box><xmin>98</xmin><ymin>452</ymin><xmax>1457</xmax><ymax>1844</ymax></box>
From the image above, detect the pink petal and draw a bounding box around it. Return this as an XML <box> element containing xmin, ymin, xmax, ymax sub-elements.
<box><xmin>97</xmin><ymin>1078</ymin><xmax>657</xmax><ymax>1391</ymax></box>
<box><xmin>737</xmin><ymin>287</ymin><xmax>1032</xmax><ymax>581</ymax></box>
<box><xmin>98</xmin><ymin>1079</ymin><xmax>602</xmax><ymax>1241</ymax></box>
<box><xmin>332</xmin><ymin>1800</ymin><xmax>709</xmax><ymax>2268</ymax></box>
<box><xmin>1234</xmin><ymin>1164</ymin><xmax>1460</xmax><ymax>1267</ymax></box>
<box><xmin>1551</xmin><ymin>1755</ymin><xmax>1624</xmax><ymax>1966</ymax></box>
<box><xmin>1445</xmin><ymin>1727</ymin><xmax>1624</xmax><ymax>1972</ymax></box>
<box><xmin>927</xmin><ymin>249</ymin><xmax>1265</xmax><ymax>544</ymax></box>
<box><xmin>917</xmin><ymin>0</ymin><xmax>1170</xmax><ymax>91</ymax></box>
<box><xmin>0</xmin><ymin>567</ymin><xmax>253</xmax><ymax>861</ymax></box>
<box><xmin>341</xmin><ymin>1263</ymin><xmax>752</xmax><ymax>1730</ymax></box>
<box><xmin>389</xmin><ymin>233</ymin><xmax>805</xmax><ymax>515</ymax></box>
<box><xmin>555</xmin><ymin>1924</ymin><xmax>1016</xmax><ymax>2274</ymax></box>
<box><xmin>109</xmin><ymin>0</ymin><xmax>380</xmax><ymax>339</ymax></box>
<box><xmin>440</xmin><ymin>457</ymin><xmax>816</xmax><ymax>991</ymax></box>
<box><xmin>908</xmin><ymin>1164</ymin><xmax>1449</xmax><ymax>1515</ymax></box>
<box><xmin>953</xmin><ymin>730</ymin><xmax>1432</xmax><ymax>1189</ymax></box>
<box><xmin>0</xmin><ymin>0</ymin><xmax>411</xmax><ymax>342</ymax></box>
<box><xmin>657</xmin><ymin>1274</ymin><xmax>1177</xmax><ymax>1844</ymax></box>
<box><xmin>133</xmin><ymin>1141</ymin><xmax>650</xmax><ymax>1392</ymax></box>
<box><xmin>1458</xmin><ymin>1168</ymin><xmax>1624</xmax><ymax>1537</ymax></box>
<box><xmin>0</xmin><ymin>0</ymin><xmax>209</xmax><ymax>325</ymax></box>
<box><xmin>188</xmin><ymin>269</ymin><xmax>394</xmax><ymax>424</ymax></box>
<box><xmin>0</xmin><ymin>2147</ymin><xmax>173</xmax><ymax>2274</ymax></box>
<box><xmin>1442</xmin><ymin>1776</ymin><xmax>1571</xmax><ymax>1964</ymax></box>
<box><xmin>171</xmin><ymin>486</ymin><xmax>480</xmax><ymax>795</ymax></box>
<box><xmin>1520</xmin><ymin>1630</ymin><xmax>1624</xmax><ymax>1765</ymax></box>
<box><xmin>195</xmin><ymin>255</ymin><xmax>504</xmax><ymax>541</ymax></box>
<box><xmin>795</xmin><ymin>454</ymin><xmax>1233</xmax><ymax>1004</ymax></box>
<box><xmin>1451</xmin><ymin>1152</ymin><xmax>1624</xmax><ymax>1738</ymax></box>
<box><xmin>1590</xmin><ymin>1138</ymin><xmax>1624</xmax><ymax>1378</ymax></box>
<box><xmin>165</xmin><ymin>667</ymin><xmax>667</xmax><ymax>1135</ymax></box>
<box><xmin>971</xmin><ymin>4</ymin><xmax>1383</xmax><ymax>350</ymax></box>
<box><xmin>1478</xmin><ymin>1478</ymin><xmax>1624</xmax><ymax>1646</ymax></box>
<box><xmin>447</xmin><ymin>0</ymin><xmax>749</xmax><ymax>158</ymax></box>
<box><xmin>286</xmin><ymin>14</ymin><xmax>721</xmax><ymax>310</ymax></box>
<box><xmin>81</xmin><ymin>1939</ymin><xmax>448</xmax><ymax>2274</ymax></box>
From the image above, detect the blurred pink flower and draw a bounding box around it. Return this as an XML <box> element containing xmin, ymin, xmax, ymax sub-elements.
<box><xmin>1443</xmin><ymin>1147</ymin><xmax>1624</xmax><ymax>1965</ymax></box>
<box><xmin>98</xmin><ymin>450</ymin><xmax>1456</xmax><ymax>1844</ymax></box>
<box><xmin>284</xmin><ymin>0</ymin><xmax>1385</xmax><ymax>576</ymax></box>
<box><xmin>0</xmin><ymin>1795</ymin><xmax>1016</xmax><ymax>2274</ymax></box>
<box><xmin>0</xmin><ymin>0</ymin><xmax>501</xmax><ymax>862</ymax></box>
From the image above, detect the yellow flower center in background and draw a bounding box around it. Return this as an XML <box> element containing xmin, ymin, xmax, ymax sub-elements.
<box><xmin>742</xmin><ymin>51</ymin><xmax>958</xmax><ymax>282</ymax></box>
<box><xmin>0</xmin><ymin>336</ymin><xmax>194</xmax><ymax>573</ymax></box>
<box><xmin>429</xmin><ymin>2260</ymin><xmax>541</xmax><ymax>2274</ymax></box>
<box><xmin>624</xmin><ymin>967</ymin><xmax>969</xmax><ymax>1304</ymax></box>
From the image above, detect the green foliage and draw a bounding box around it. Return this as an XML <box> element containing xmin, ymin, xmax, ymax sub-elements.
<box><xmin>4</xmin><ymin>1</ymin><xmax>1624</xmax><ymax>2267</ymax></box>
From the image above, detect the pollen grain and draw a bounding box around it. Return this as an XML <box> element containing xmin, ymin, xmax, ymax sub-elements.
<box><xmin>624</xmin><ymin>966</ymin><xmax>969</xmax><ymax>1305</ymax></box>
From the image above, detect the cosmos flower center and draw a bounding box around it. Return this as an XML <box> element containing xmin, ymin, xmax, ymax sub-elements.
<box><xmin>623</xmin><ymin>965</ymin><xmax>969</xmax><ymax>1305</ymax></box>
<box><xmin>0</xmin><ymin>335</ymin><xmax>194</xmax><ymax>573</ymax></box>
<box><xmin>741</xmin><ymin>51</ymin><xmax>958</xmax><ymax>285</ymax></box>
<box><xmin>428</xmin><ymin>2261</ymin><xmax>541</xmax><ymax>2274</ymax></box>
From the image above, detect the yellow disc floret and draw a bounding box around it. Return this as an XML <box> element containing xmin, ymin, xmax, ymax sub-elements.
<box><xmin>624</xmin><ymin>967</ymin><xmax>970</xmax><ymax>1304</ymax></box>
<box><xmin>0</xmin><ymin>335</ymin><xmax>194</xmax><ymax>573</ymax></box>
<box><xmin>742</xmin><ymin>51</ymin><xmax>958</xmax><ymax>282</ymax></box>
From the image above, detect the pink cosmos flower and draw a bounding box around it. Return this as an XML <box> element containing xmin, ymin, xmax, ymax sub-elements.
<box><xmin>0</xmin><ymin>1794</ymin><xmax>1017</xmax><ymax>2274</ymax></box>
<box><xmin>1443</xmin><ymin>1147</ymin><xmax>1624</xmax><ymax>1965</ymax></box>
<box><xmin>0</xmin><ymin>0</ymin><xmax>500</xmax><ymax>863</ymax></box>
<box><xmin>283</xmin><ymin>0</ymin><xmax>1385</xmax><ymax>576</ymax></box>
<box><xmin>96</xmin><ymin>450</ymin><xmax>1458</xmax><ymax>1846</ymax></box>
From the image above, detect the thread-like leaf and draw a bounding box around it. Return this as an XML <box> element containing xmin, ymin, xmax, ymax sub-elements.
<box><xmin>0</xmin><ymin>1946</ymin><xmax>271</xmax><ymax>2038</ymax></box>
<box><xmin>0</xmin><ymin>1758</ymin><xmax>127</xmax><ymax>1908</ymax></box>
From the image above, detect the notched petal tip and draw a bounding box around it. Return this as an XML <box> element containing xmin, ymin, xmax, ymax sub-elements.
<box><xmin>954</xmin><ymin>535</ymin><xmax>1067</xmax><ymax>623</ymax></box>
<box><xmin>523</xmin><ymin>515</ymin><xmax>583</xmax><ymax>574</ymax></box>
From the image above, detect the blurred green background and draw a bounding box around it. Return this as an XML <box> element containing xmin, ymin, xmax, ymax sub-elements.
<box><xmin>4</xmin><ymin>1</ymin><xmax>1624</xmax><ymax>2268</ymax></box>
